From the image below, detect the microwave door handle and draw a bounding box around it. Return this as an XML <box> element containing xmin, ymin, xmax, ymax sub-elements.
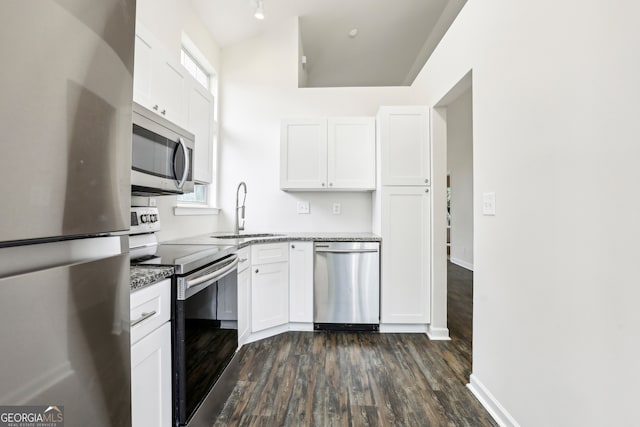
<box><xmin>175</xmin><ymin>137</ymin><xmax>189</xmax><ymax>189</ymax></box>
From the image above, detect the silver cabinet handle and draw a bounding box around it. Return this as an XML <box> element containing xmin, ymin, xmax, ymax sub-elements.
<box><xmin>425</xmin><ymin>178</ymin><xmax>429</xmax><ymax>184</ymax></box>
<box><xmin>153</xmin><ymin>105</ymin><xmax>159</xmax><ymax>110</ymax></box>
<box><xmin>425</xmin><ymin>188</ymin><xmax>429</xmax><ymax>193</ymax></box>
<box><xmin>174</xmin><ymin>137</ymin><xmax>189</xmax><ymax>190</ymax></box>
<box><xmin>321</xmin><ymin>182</ymin><xmax>326</xmax><ymax>187</ymax></box>
<box><xmin>329</xmin><ymin>182</ymin><xmax>333</xmax><ymax>187</ymax></box>
<box><xmin>131</xmin><ymin>310</ymin><xmax>156</xmax><ymax>327</ymax></box>
<box><xmin>255</xmin><ymin>268</ymin><xmax>259</xmax><ymax>274</ymax></box>
<box><xmin>239</xmin><ymin>257</ymin><xmax>248</xmax><ymax>263</ymax></box>
<box><xmin>291</xmin><ymin>244</ymin><xmax>295</xmax><ymax>249</ymax></box>
<box><xmin>161</xmin><ymin>109</ymin><xmax>166</xmax><ymax>115</ymax></box>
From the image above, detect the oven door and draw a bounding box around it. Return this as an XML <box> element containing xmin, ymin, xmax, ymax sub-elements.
<box><xmin>173</xmin><ymin>255</ymin><xmax>239</xmax><ymax>426</ymax></box>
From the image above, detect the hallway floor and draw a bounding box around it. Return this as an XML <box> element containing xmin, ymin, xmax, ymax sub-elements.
<box><xmin>214</xmin><ymin>262</ymin><xmax>493</xmax><ymax>426</ymax></box>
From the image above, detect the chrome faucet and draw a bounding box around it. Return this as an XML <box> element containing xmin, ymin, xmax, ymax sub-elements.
<box><xmin>234</xmin><ymin>182</ymin><xmax>247</xmax><ymax>235</ymax></box>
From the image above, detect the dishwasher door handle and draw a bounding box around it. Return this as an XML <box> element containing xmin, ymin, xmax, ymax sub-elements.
<box><xmin>315</xmin><ymin>248</ymin><xmax>379</xmax><ymax>254</ymax></box>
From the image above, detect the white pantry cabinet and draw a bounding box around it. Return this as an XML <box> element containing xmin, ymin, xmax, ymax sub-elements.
<box><xmin>133</xmin><ymin>24</ymin><xmax>187</xmax><ymax>128</ymax></box>
<box><xmin>236</xmin><ymin>247</ymin><xmax>251</xmax><ymax>346</ymax></box>
<box><xmin>251</xmin><ymin>243</ymin><xmax>289</xmax><ymax>332</ymax></box>
<box><xmin>288</xmin><ymin>241</ymin><xmax>313</xmax><ymax>323</ymax></box>
<box><xmin>379</xmin><ymin>187</ymin><xmax>431</xmax><ymax>324</ymax></box>
<box><xmin>280</xmin><ymin>117</ymin><xmax>375</xmax><ymax>191</ymax></box>
<box><xmin>130</xmin><ymin>279</ymin><xmax>172</xmax><ymax>427</ymax></box>
<box><xmin>377</xmin><ymin>106</ymin><xmax>430</xmax><ymax>186</ymax></box>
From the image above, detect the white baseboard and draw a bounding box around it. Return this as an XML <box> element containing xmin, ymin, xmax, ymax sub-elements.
<box><xmin>426</xmin><ymin>324</ymin><xmax>451</xmax><ymax>340</ymax></box>
<box><xmin>450</xmin><ymin>257</ymin><xmax>474</xmax><ymax>271</ymax></box>
<box><xmin>245</xmin><ymin>324</ymin><xmax>289</xmax><ymax>344</ymax></box>
<box><xmin>289</xmin><ymin>322</ymin><xmax>314</xmax><ymax>332</ymax></box>
<box><xmin>379</xmin><ymin>324</ymin><xmax>427</xmax><ymax>333</ymax></box>
<box><xmin>467</xmin><ymin>374</ymin><xmax>521</xmax><ymax>427</ymax></box>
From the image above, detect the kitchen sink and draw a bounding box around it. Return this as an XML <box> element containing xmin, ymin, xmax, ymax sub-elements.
<box><xmin>212</xmin><ymin>233</ymin><xmax>282</xmax><ymax>239</ymax></box>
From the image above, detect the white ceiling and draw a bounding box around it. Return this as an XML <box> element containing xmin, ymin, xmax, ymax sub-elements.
<box><xmin>190</xmin><ymin>0</ymin><xmax>467</xmax><ymax>87</ymax></box>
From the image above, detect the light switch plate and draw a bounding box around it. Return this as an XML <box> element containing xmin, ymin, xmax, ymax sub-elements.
<box><xmin>297</xmin><ymin>201</ymin><xmax>310</xmax><ymax>214</ymax></box>
<box><xmin>332</xmin><ymin>203</ymin><xmax>341</xmax><ymax>215</ymax></box>
<box><xmin>482</xmin><ymin>192</ymin><xmax>496</xmax><ymax>215</ymax></box>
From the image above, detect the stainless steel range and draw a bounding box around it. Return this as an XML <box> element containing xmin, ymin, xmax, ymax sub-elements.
<box><xmin>130</xmin><ymin>207</ymin><xmax>238</xmax><ymax>427</ymax></box>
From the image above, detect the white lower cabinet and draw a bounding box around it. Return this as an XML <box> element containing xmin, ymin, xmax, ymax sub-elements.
<box><xmin>131</xmin><ymin>323</ymin><xmax>172</xmax><ymax>427</ymax></box>
<box><xmin>251</xmin><ymin>243</ymin><xmax>289</xmax><ymax>333</ymax></box>
<box><xmin>289</xmin><ymin>241</ymin><xmax>314</xmax><ymax>323</ymax></box>
<box><xmin>237</xmin><ymin>247</ymin><xmax>251</xmax><ymax>346</ymax></box>
<box><xmin>130</xmin><ymin>279</ymin><xmax>172</xmax><ymax>427</ymax></box>
<box><xmin>379</xmin><ymin>187</ymin><xmax>431</xmax><ymax>324</ymax></box>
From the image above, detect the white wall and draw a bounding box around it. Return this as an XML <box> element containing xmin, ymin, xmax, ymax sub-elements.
<box><xmin>136</xmin><ymin>0</ymin><xmax>221</xmax><ymax>241</ymax></box>
<box><xmin>412</xmin><ymin>0</ymin><xmax>640</xmax><ymax>425</ymax></box>
<box><xmin>447</xmin><ymin>89</ymin><xmax>473</xmax><ymax>269</ymax></box>
<box><xmin>218</xmin><ymin>19</ymin><xmax>416</xmax><ymax>232</ymax></box>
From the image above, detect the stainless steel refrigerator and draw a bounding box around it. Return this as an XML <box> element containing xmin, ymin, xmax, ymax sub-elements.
<box><xmin>0</xmin><ymin>0</ymin><xmax>136</xmax><ymax>425</ymax></box>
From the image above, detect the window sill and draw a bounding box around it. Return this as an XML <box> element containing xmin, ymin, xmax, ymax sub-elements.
<box><xmin>173</xmin><ymin>206</ymin><xmax>220</xmax><ymax>216</ymax></box>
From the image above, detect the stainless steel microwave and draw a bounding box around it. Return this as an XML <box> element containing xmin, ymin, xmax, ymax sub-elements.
<box><xmin>131</xmin><ymin>102</ymin><xmax>195</xmax><ymax>196</ymax></box>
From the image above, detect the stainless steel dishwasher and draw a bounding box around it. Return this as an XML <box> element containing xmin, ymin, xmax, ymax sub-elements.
<box><xmin>313</xmin><ymin>241</ymin><xmax>380</xmax><ymax>331</ymax></box>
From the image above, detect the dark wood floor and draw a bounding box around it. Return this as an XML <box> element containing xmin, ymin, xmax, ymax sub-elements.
<box><xmin>214</xmin><ymin>262</ymin><xmax>495</xmax><ymax>426</ymax></box>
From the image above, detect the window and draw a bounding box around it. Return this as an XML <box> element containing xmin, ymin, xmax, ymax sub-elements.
<box><xmin>180</xmin><ymin>49</ymin><xmax>210</xmax><ymax>90</ymax></box>
<box><xmin>176</xmin><ymin>34</ymin><xmax>219</xmax><ymax>212</ymax></box>
<box><xmin>177</xmin><ymin>183</ymin><xmax>208</xmax><ymax>205</ymax></box>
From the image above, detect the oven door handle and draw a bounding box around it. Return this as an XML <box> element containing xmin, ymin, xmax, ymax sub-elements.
<box><xmin>185</xmin><ymin>256</ymin><xmax>239</xmax><ymax>289</ymax></box>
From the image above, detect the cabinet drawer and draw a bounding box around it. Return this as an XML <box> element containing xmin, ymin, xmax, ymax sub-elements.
<box><xmin>237</xmin><ymin>247</ymin><xmax>251</xmax><ymax>273</ymax></box>
<box><xmin>130</xmin><ymin>278</ymin><xmax>171</xmax><ymax>345</ymax></box>
<box><xmin>251</xmin><ymin>242</ymin><xmax>289</xmax><ymax>265</ymax></box>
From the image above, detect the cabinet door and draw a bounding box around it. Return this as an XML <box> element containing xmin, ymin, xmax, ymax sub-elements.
<box><xmin>155</xmin><ymin>53</ymin><xmax>187</xmax><ymax>127</ymax></box>
<box><xmin>378</xmin><ymin>106</ymin><xmax>430</xmax><ymax>186</ymax></box>
<box><xmin>131</xmin><ymin>322</ymin><xmax>172</xmax><ymax>427</ymax></box>
<box><xmin>280</xmin><ymin>119</ymin><xmax>327</xmax><ymax>190</ymax></box>
<box><xmin>186</xmin><ymin>79</ymin><xmax>214</xmax><ymax>183</ymax></box>
<box><xmin>252</xmin><ymin>262</ymin><xmax>289</xmax><ymax>332</ymax></box>
<box><xmin>237</xmin><ymin>267</ymin><xmax>251</xmax><ymax>346</ymax></box>
<box><xmin>380</xmin><ymin>187</ymin><xmax>431</xmax><ymax>323</ymax></box>
<box><xmin>289</xmin><ymin>242</ymin><xmax>313</xmax><ymax>323</ymax></box>
<box><xmin>133</xmin><ymin>25</ymin><xmax>157</xmax><ymax>110</ymax></box>
<box><xmin>327</xmin><ymin>117</ymin><xmax>376</xmax><ymax>190</ymax></box>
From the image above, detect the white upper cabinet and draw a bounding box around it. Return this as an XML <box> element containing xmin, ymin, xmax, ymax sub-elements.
<box><xmin>280</xmin><ymin>117</ymin><xmax>375</xmax><ymax>191</ymax></box>
<box><xmin>377</xmin><ymin>106</ymin><xmax>430</xmax><ymax>186</ymax></box>
<box><xmin>327</xmin><ymin>117</ymin><xmax>376</xmax><ymax>189</ymax></box>
<box><xmin>186</xmin><ymin>81</ymin><xmax>214</xmax><ymax>183</ymax></box>
<box><xmin>133</xmin><ymin>24</ymin><xmax>187</xmax><ymax>128</ymax></box>
<box><xmin>280</xmin><ymin>119</ymin><xmax>328</xmax><ymax>189</ymax></box>
<box><xmin>134</xmin><ymin>22</ymin><xmax>216</xmax><ymax>184</ymax></box>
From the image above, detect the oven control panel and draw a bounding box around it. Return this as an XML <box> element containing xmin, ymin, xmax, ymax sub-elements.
<box><xmin>130</xmin><ymin>207</ymin><xmax>161</xmax><ymax>234</ymax></box>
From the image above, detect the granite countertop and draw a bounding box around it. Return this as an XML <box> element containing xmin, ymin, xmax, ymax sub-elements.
<box><xmin>208</xmin><ymin>232</ymin><xmax>382</xmax><ymax>249</ymax></box>
<box><xmin>129</xmin><ymin>232</ymin><xmax>381</xmax><ymax>290</ymax></box>
<box><xmin>130</xmin><ymin>265</ymin><xmax>174</xmax><ymax>292</ymax></box>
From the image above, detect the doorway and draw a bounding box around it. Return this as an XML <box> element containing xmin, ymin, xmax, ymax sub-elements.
<box><xmin>431</xmin><ymin>71</ymin><xmax>474</xmax><ymax>376</ymax></box>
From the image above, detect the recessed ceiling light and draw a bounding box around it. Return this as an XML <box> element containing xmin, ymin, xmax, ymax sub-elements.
<box><xmin>254</xmin><ymin>0</ymin><xmax>265</xmax><ymax>20</ymax></box>
<box><xmin>348</xmin><ymin>28</ymin><xmax>359</xmax><ymax>38</ymax></box>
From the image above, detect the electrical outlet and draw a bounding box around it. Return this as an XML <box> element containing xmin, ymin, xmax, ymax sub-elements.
<box><xmin>332</xmin><ymin>203</ymin><xmax>341</xmax><ymax>215</ymax></box>
<box><xmin>297</xmin><ymin>201</ymin><xmax>310</xmax><ymax>214</ymax></box>
<box><xmin>482</xmin><ymin>192</ymin><xmax>496</xmax><ymax>215</ymax></box>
